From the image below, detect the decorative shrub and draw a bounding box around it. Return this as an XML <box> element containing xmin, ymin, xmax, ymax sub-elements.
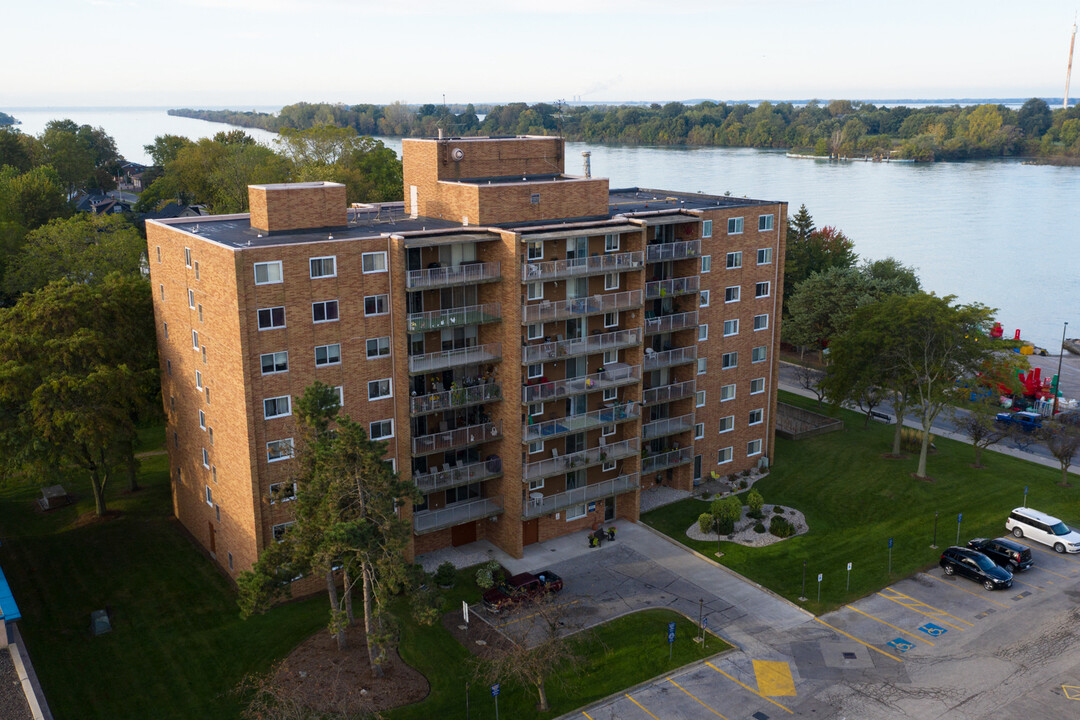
<box><xmin>742</xmin><ymin>469</ymin><xmax>752</xmax><ymax>477</ymax></box>
<box><xmin>747</xmin><ymin>489</ymin><xmax>764</xmax><ymax>514</ymax></box>
<box><xmin>753</xmin><ymin>522</ymin><xmax>766</xmax><ymax>533</ymax></box>
<box><xmin>698</xmin><ymin>512</ymin><xmax>716</xmax><ymax>534</ymax></box>
<box><xmin>728</xmin><ymin>473</ymin><xmax>738</xmax><ymax>482</ymax></box>
<box><xmin>769</xmin><ymin>515</ymin><xmax>795</xmax><ymax>538</ymax></box>
<box><xmin>900</xmin><ymin>427</ymin><xmax>935</xmax><ymax>453</ymax></box>
<box><xmin>475</xmin><ymin>560</ymin><xmax>504</xmax><ymax>590</ymax></box>
<box><xmin>747</xmin><ymin>508</ymin><xmax>764</xmax><ymax>520</ymax></box>
<box><xmin>433</xmin><ymin>561</ymin><xmax>456</xmax><ymax>588</ymax></box>
<box><xmin>716</xmin><ymin>515</ymin><xmax>735</xmax><ymax>535</ymax></box>
<box><xmin>773</xmin><ymin>505</ymin><xmax>784</xmax><ymax>514</ymax></box>
<box><xmin>739</xmin><ymin>479</ymin><xmax>748</xmax><ymax>489</ymax></box>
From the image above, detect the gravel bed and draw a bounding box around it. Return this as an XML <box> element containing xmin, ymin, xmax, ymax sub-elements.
<box><xmin>685</xmin><ymin>503</ymin><xmax>808</xmax><ymax>548</ymax></box>
<box><xmin>638</xmin><ymin>485</ymin><xmax>691</xmax><ymax>513</ymax></box>
<box><xmin>0</xmin><ymin>650</ymin><xmax>32</xmax><ymax>720</ymax></box>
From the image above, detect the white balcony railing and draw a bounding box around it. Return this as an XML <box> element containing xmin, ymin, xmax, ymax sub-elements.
<box><xmin>409</xmin><ymin>343</ymin><xmax>502</xmax><ymax>374</ymax></box>
<box><xmin>646</xmin><ymin>240</ymin><xmax>700</xmax><ymax>263</ymax></box>
<box><xmin>414</xmin><ymin>495</ymin><xmax>503</xmax><ymax>534</ymax></box>
<box><xmin>523</xmin><ymin>403</ymin><xmax>640</xmax><ymax>444</ymax></box>
<box><xmin>414</xmin><ymin>457</ymin><xmax>503</xmax><ymax>494</ymax></box>
<box><xmin>523</xmin><ymin>437</ymin><xmax>639</xmax><ymax>481</ymax></box>
<box><xmin>522</xmin><ymin>474</ymin><xmax>639</xmax><ymax>519</ymax></box>
<box><xmin>641</xmin><ymin>447</ymin><xmax>695</xmax><ymax>475</ymax></box>
<box><xmin>642</xmin><ymin>413</ymin><xmax>696</xmax><ymax>440</ymax></box>
<box><xmin>642</xmin><ymin>379</ymin><xmax>697</xmax><ymax>406</ymax></box>
<box><xmin>412</xmin><ymin>421</ymin><xmax>502</xmax><ymax>456</ymax></box>
<box><xmin>522</xmin><ymin>364</ymin><xmax>641</xmax><ymax>404</ymax></box>
<box><xmin>521</xmin><ymin>290</ymin><xmax>643</xmax><ymax>324</ymax></box>
<box><xmin>407</xmin><ymin>303</ymin><xmax>501</xmax><ymax>333</ymax></box>
<box><xmin>643</xmin><ymin>345</ymin><xmax>698</xmax><ymax>371</ymax></box>
<box><xmin>645</xmin><ymin>310</ymin><xmax>698</xmax><ymax>335</ymax></box>
<box><xmin>521</xmin><ymin>328</ymin><xmax>642</xmax><ymax>365</ymax></box>
<box><xmin>410</xmin><ymin>382</ymin><xmax>502</xmax><ymax>415</ymax></box>
<box><xmin>645</xmin><ymin>276</ymin><xmax>700</xmax><ymax>300</ymax></box>
<box><xmin>407</xmin><ymin>262</ymin><xmax>502</xmax><ymax>289</ymax></box>
<box><xmin>522</xmin><ymin>251</ymin><xmax>644</xmax><ymax>281</ymax></box>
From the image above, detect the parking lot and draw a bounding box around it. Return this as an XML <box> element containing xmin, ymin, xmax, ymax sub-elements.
<box><xmin>574</xmin><ymin>536</ymin><xmax>1080</xmax><ymax>719</ymax></box>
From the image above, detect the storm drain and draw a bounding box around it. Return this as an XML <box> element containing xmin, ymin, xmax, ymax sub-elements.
<box><xmin>842</xmin><ymin>651</ymin><xmax>858</xmax><ymax>660</ymax></box>
<box><xmin>752</xmin><ymin>713</ymin><xmax>770</xmax><ymax>720</ymax></box>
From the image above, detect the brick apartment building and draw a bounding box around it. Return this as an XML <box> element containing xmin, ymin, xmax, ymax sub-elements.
<box><xmin>146</xmin><ymin>135</ymin><xmax>786</xmax><ymax>579</ymax></box>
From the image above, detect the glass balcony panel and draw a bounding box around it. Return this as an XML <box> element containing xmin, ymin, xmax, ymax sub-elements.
<box><xmin>645</xmin><ymin>276</ymin><xmax>700</xmax><ymax>300</ymax></box>
<box><xmin>408</xmin><ymin>343</ymin><xmax>502</xmax><ymax>374</ymax></box>
<box><xmin>414</xmin><ymin>495</ymin><xmax>503</xmax><ymax>534</ymax></box>
<box><xmin>410</xmin><ymin>382</ymin><xmax>502</xmax><ymax>415</ymax></box>
<box><xmin>641</xmin><ymin>447</ymin><xmax>695</xmax><ymax>475</ymax></box>
<box><xmin>642</xmin><ymin>379</ymin><xmax>697</xmax><ymax>406</ymax></box>
<box><xmin>522</xmin><ymin>364</ymin><xmax>641</xmax><ymax>403</ymax></box>
<box><xmin>521</xmin><ymin>251</ymin><xmax>644</xmax><ymax>281</ymax></box>
<box><xmin>645</xmin><ymin>239</ymin><xmax>700</xmax><ymax>263</ymax></box>
<box><xmin>406</xmin><ymin>261</ymin><xmax>502</xmax><ymax>289</ymax></box>
<box><xmin>644</xmin><ymin>310</ymin><xmax>698</xmax><ymax>335</ymax></box>
<box><xmin>407</xmin><ymin>303</ymin><xmax>501</xmax><ymax>333</ymax></box>
<box><xmin>523</xmin><ymin>403</ymin><xmax>640</xmax><ymax>443</ymax></box>
<box><xmin>643</xmin><ymin>345</ymin><xmax>697</xmax><ymax>371</ymax></box>
<box><xmin>412</xmin><ymin>421</ymin><xmax>502</xmax><ymax>456</ymax></box>
<box><xmin>521</xmin><ymin>290</ymin><xmax>643</xmax><ymax>324</ymax></box>
<box><xmin>522</xmin><ymin>474</ymin><xmax>639</xmax><ymax>519</ymax></box>
<box><xmin>523</xmin><ymin>437</ymin><xmax>639</xmax><ymax>481</ymax></box>
<box><xmin>642</xmin><ymin>413</ymin><xmax>696</xmax><ymax>440</ymax></box>
<box><xmin>521</xmin><ymin>328</ymin><xmax>642</xmax><ymax>365</ymax></box>
<box><xmin>414</xmin><ymin>457</ymin><xmax>502</xmax><ymax>494</ymax></box>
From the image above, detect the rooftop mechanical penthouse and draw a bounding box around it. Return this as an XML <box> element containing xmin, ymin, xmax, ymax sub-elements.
<box><xmin>146</xmin><ymin>135</ymin><xmax>787</xmax><ymax>580</ymax></box>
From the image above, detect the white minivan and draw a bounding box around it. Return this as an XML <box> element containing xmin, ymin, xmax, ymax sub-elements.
<box><xmin>1005</xmin><ymin>507</ymin><xmax>1080</xmax><ymax>553</ymax></box>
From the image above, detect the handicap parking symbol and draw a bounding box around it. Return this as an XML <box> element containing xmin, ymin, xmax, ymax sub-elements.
<box><xmin>918</xmin><ymin>622</ymin><xmax>948</xmax><ymax>637</ymax></box>
<box><xmin>887</xmin><ymin>637</ymin><xmax>915</xmax><ymax>653</ymax></box>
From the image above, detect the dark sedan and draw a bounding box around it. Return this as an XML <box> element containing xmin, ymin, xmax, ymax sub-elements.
<box><xmin>939</xmin><ymin>546</ymin><xmax>1013</xmax><ymax>590</ymax></box>
<box><xmin>967</xmin><ymin>537</ymin><xmax>1034</xmax><ymax>572</ymax></box>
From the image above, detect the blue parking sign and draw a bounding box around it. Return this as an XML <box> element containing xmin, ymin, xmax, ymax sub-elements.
<box><xmin>491</xmin><ymin>683</ymin><xmax>500</xmax><ymax>697</ymax></box>
<box><xmin>667</xmin><ymin>621</ymin><xmax>676</xmax><ymax>643</ymax></box>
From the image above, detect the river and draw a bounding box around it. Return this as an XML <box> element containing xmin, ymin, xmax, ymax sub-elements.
<box><xmin>5</xmin><ymin>107</ymin><xmax>1076</xmax><ymax>348</ymax></box>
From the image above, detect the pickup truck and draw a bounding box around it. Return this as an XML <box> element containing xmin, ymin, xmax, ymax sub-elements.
<box><xmin>482</xmin><ymin>570</ymin><xmax>563</xmax><ymax>613</ymax></box>
<box><xmin>995</xmin><ymin>411</ymin><xmax>1043</xmax><ymax>432</ymax></box>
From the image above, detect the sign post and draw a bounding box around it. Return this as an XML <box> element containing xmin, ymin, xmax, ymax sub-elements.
<box><xmin>701</xmin><ymin>616</ymin><xmax>708</xmax><ymax>650</ymax></box>
<box><xmin>931</xmin><ymin>511</ymin><xmax>939</xmax><ymax>549</ymax></box>
<box><xmin>463</xmin><ymin>600</ymin><xmax>469</xmax><ymax>626</ymax></box>
<box><xmin>491</xmin><ymin>683</ymin><xmax>500</xmax><ymax>720</ymax></box>
<box><xmin>956</xmin><ymin>512</ymin><xmax>963</xmax><ymax>545</ymax></box>
<box><xmin>1023</xmin><ymin>485</ymin><xmax>1028</xmax><ymax>508</ymax></box>
<box><xmin>800</xmin><ymin>560</ymin><xmax>807</xmax><ymax>601</ymax></box>
<box><xmin>667</xmin><ymin>621</ymin><xmax>676</xmax><ymax>661</ymax></box>
<box><xmin>817</xmin><ymin>573</ymin><xmax>823</xmax><ymax>603</ymax></box>
<box><xmin>888</xmin><ymin>537</ymin><xmax>894</xmax><ymax>575</ymax></box>
<box><xmin>846</xmin><ymin>562</ymin><xmax>852</xmax><ymax>592</ymax></box>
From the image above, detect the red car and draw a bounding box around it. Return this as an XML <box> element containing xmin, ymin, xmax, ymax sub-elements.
<box><xmin>482</xmin><ymin>570</ymin><xmax>563</xmax><ymax>613</ymax></box>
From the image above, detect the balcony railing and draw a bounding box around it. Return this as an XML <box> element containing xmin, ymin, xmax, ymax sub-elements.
<box><xmin>521</xmin><ymin>328</ymin><xmax>642</xmax><ymax>365</ymax></box>
<box><xmin>523</xmin><ymin>437</ymin><xmax>639</xmax><ymax>481</ymax></box>
<box><xmin>522</xmin><ymin>474</ymin><xmax>639</xmax><ymax>519</ymax></box>
<box><xmin>642</xmin><ymin>379</ymin><xmax>697</xmax><ymax>406</ymax></box>
<box><xmin>410</xmin><ymin>382</ymin><xmax>502</xmax><ymax>415</ymax></box>
<box><xmin>409</xmin><ymin>343</ymin><xmax>502</xmax><ymax>375</ymax></box>
<box><xmin>412</xmin><ymin>420</ymin><xmax>502</xmax><ymax>456</ymax></box>
<box><xmin>407</xmin><ymin>303</ymin><xmax>501</xmax><ymax>333</ymax></box>
<box><xmin>643</xmin><ymin>345</ymin><xmax>698</xmax><ymax>371</ymax></box>
<box><xmin>645</xmin><ymin>310</ymin><xmax>699</xmax><ymax>335</ymax></box>
<box><xmin>406</xmin><ymin>262</ymin><xmax>502</xmax><ymax>290</ymax></box>
<box><xmin>523</xmin><ymin>403</ymin><xmax>640</xmax><ymax>444</ymax></box>
<box><xmin>645</xmin><ymin>276</ymin><xmax>700</xmax><ymax>300</ymax></box>
<box><xmin>414</xmin><ymin>495</ymin><xmax>503</xmax><ymax>535</ymax></box>
<box><xmin>646</xmin><ymin>240</ymin><xmax>700</xmax><ymax>263</ymax></box>
<box><xmin>414</xmin><ymin>457</ymin><xmax>503</xmax><ymax>494</ymax></box>
<box><xmin>642</xmin><ymin>413</ymin><xmax>696</xmax><ymax>440</ymax></box>
<box><xmin>641</xmin><ymin>447</ymin><xmax>695</xmax><ymax>475</ymax></box>
<box><xmin>521</xmin><ymin>290</ymin><xmax>643</xmax><ymax>324</ymax></box>
<box><xmin>522</xmin><ymin>251</ymin><xmax>644</xmax><ymax>281</ymax></box>
<box><xmin>522</xmin><ymin>364</ymin><xmax>641</xmax><ymax>404</ymax></box>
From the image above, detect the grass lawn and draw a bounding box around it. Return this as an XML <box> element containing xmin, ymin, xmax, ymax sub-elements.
<box><xmin>642</xmin><ymin>390</ymin><xmax>1076</xmax><ymax>614</ymax></box>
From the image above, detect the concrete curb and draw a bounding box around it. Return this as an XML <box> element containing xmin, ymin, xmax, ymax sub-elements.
<box><xmin>9</xmin><ymin>626</ymin><xmax>51</xmax><ymax>720</ymax></box>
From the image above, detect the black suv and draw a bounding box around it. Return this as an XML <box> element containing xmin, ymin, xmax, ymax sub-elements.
<box><xmin>939</xmin><ymin>546</ymin><xmax>1013</xmax><ymax>590</ymax></box>
<box><xmin>967</xmin><ymin>537</ymin><xmax>1034</xmax><ymax>572</ymax></box>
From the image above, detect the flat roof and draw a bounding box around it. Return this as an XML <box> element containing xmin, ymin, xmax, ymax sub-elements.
<box><xmin>609</xmin><ymin>188</ymin><xmax>776</xmax><ymax>214</ymax></box>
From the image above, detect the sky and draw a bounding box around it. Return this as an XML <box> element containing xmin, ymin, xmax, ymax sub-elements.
<box><xmin>2</xmin><ymin>0</ymin><xmax>1079</xmax><ymax>107</ymax></box>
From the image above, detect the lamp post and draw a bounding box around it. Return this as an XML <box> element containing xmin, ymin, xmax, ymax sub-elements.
<box><xmin>1053</xmin><ymin>321</ymin><xmax>1069</xmax><ymax>416</ymax></box>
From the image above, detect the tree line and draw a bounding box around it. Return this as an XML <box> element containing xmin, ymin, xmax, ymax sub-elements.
<box><xmin>174</xmin><ymin>98</ymin><xmax>1080</xmax><ymax>162</ymax></box>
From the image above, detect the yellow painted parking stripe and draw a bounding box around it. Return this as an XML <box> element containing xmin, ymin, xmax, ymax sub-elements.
<box><xmin>1010</xmin><ymin>577</ymin><xmax>1044</xmax><ymax>591</ymax></box>
<box><xmin>1012</xmin><ymin>540</ymin><xmax>1080</xmax><ymax>566</ymax></box>
<box><xmin>814</xmin><ymin>618</ymin><xmax>903</xmax><ymax>663</ymax></box>
<box><xmin>667</xmin><ymin>678</ymin><xmax>730</xmax><ymax>719</ymax></box>
<box><xmin>706</xmin><ymin>662</ymin><xmax>795</xmax><ymax>714</ymax></box>
<box><xmin>844</xmin><ymin>604</ymin><xmax>934</xmax><ymax>645</ymax></box>
<box><xmin>878</xmin><ymin>588</ymin><xmax>973</xmax><ymax>628</ymax></box>
<box><xmin>1030</xmin><ymin>564</ymin><xmax>1072</xmax><ymax>580</ymax></box>
<box><xmin>929</xmin><ymin>574</ymin><xmax>1010</xmax><ymax>608</ymax></box>
<box><xmin>582</xmin><ymin>712</ymin><xmax>596</xmax><ymax>720</ymax></box>
<box><xmin>753</xmin><ymin>660</ymin><xmax>797</xmax><ymax>696</ymax></box>
<box><xmin>875</xmin><ymin>592</ymin><xmax>966</xmax><ymax>631</ymax></box>
<box><xmin>624</xmin><ymin>693</ymin><xmax>661</xmax><ymax>720</ymax></box>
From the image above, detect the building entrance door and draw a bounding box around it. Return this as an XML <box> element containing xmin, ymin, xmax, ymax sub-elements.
<box><xmin>522</xmin><ymin>519</ymin><xmax>539</xmax><ymax>546</ymax></box>
<box><xmin>451</xmin><ymin>522</ymin><xmax>477</xmax><ymax>547</ymax></box>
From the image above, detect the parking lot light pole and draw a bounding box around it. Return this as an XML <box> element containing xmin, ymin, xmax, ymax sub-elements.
<box><xmin>1053</xmin><ymin>321</ymin><xmax>1068</xmax><ymax>416</ymax></box>
<box><xmin>799</xmin><ymin>560</ymin><xmax>807</xmax><ymax>601</ymax></box>
<box><xmin>931</xmin><ymin>511</ymin><xmax>938</xmax><ymax>549</ymax></box>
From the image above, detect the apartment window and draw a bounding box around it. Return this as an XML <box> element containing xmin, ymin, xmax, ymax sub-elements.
<box><xmin>184</xmin><ymin>247</ymin><xmax>192</xmax><ymax>267</ymax></box>
<box><xmin>173</xmin><ymin>431</ymin><xmax>178</xmax><ymax>448</ymax></box>
<box><xmin>529</xmin><ymin>440</ymin><xmax>544</xmax><ymax>455</ymax></box>
<box><xmin>202</xmin><ymin>346</ymin><xmax>207</xmax><ymax>364</ymax></box>
<box><xmin>604</xmin><ymin>312</ymin><xmax>619</xmax><ymax>329</ymax></box>
<box><xmin>723</xmin><ymin>319</ymin><xmax>738</xmax><ymax>336</ymax></box>
<box><xmin>202</xmin><ymin>448</ymin><xmax>210</xmax><ymax>469</ymax></box>
<box><xmin>755</xmin><ymin>281</ymin><xmax>771</xmax><ymax>298</ymax></box>
<box><xmin>752</xmin><ymin>346</ymin><xmax>767</xmax><ymax>363</ymax></box>
<box><xmin>718</xmin><ymin>447</ymin><xmax>733</xmax><ymax>464</ymax></box>
<box><xmin>759</xmin><ymin>214</ymin><xmax>774</xmax><ymax>231</ymax></box>
<box><xmin>187</xmin><ymin>289</ymin><xmax>195</xmax><ymax>309</ymax></box>
<box><xmin>602</xmin><ymin>423</ymin><xmax>615</xmax><ymax>437</ymax></box>
<box><xmin>696</xmin><ymin>391</ymin><xmax>705</xmax><ymax>408</ymax></box>
<box><xmin>170</xmin><ymin>395</ymin><xmax>175</xmax><ymax>412</ymax></box>
<box><xmin>725</xmin><ymin>286</ymin><xmax>740</xmax><ymax>303</ymax></box>
<box><xmin>566</xmin><ymin>503</ymin><xmax>587</xmax><ymax>521</ymax></box>
<box><xmin>527</xmin><ymin>282</ymin><xmax>543</xmax><ymax>301</ymax></box>
<box><xmin>603</xmin><ymin>387</ymin><xmax>618</xmax><ymax>402</ymax></box>
<box><xmin>370</xmin><ymin>419</ymin><xmax>394</xmax><ymax>440</ymax></box>
<box><xmin>205</xmin><ymin>484</ymin><xmax>212</xmax><ymax>505</ymax></box>
<box><xmin>527</xmin><ymin>323</ymin><xmax>543</xmax><ymax>341</ymax></box>
<box><xmin>602</xmin><ymin>459</ymin><xmax>616</xmax><ymax>472</ymax></box>
<box><xmin>368</xmin><ymin>378</ymin><xmax>392</xmax><ymax>400</ymax></box>
<box><xmin>208</xmin><ymin>427</ymin><xmax>214</xmax><ymax>446</ymax></box>
<box><xmin>694</xmin><ymin>455</ymin><xmax>702</xmax><ymax>481</ymax></box>
<box><xmin>603</xmin><ymin>349</ymin><xmax>618</xmax><ymax>365</ymax></box>
<box><xmin>315</xmin><ymin>344</ymin><xmax>341</xmax><ymax>367</ymax></box>
<box><xmin>698</xmin><ymin>324</ymin><xmax>708</xmax><ymax>342</ymax></box>
<box><xmin>334</xmin><ymin>386</ymin><xmax>344</xmax><ymax>407</ymax></box>
<box><xmin>529</xmin><ymin>402</ymin><xmax>544</xmax><ymax>417</ymax></box>
<box><xmin>528</xmin><ymin>479</ymin><xmax>545</xmax><ymax>494</ymax></box>
<box><xmin>267</xmin><ymin>439</ymin><xmax>295</xmax><ymax>463</ymax></box>
<box><xmin>199</xmin><ymin>409</ymin><xmax>206</xmax><ymax>430</ymax></box>
<box><xmin>719</xmin><ymin>415</ymin><xmax>734</xmax><ymax>433</ymax></box>
<box><xmin>747</xmin><ymin>439</ymin><xmax>762</xmax><ymax>456</ymax></box>
<box><xmin>272</xmin><ymin>522</ymin><xmax>294</xmax><ymax>542</ymax></box>
<box><xmin>701</xmin><ymin>255</ymin><xmax>711</xmax><ymax>273</ymax></box>
<box><xmin>310</xmin><ymin>256</ymin><xmax>336</xmax><ymax>278</ymax></box>
<box><xmin>366</xmin><ymin>336</ymin><xmax>391</xmax><ymax>358</ymax></box>
<box><xmin>228</xmin><ymin>552</ymin><xmax>233</xmax><ymax>570</ymax></box>
<box><xmin>364</xmin><ymin>294</ymin><xmax>389</xmax><ymax>316</ymax></box>
<box><xmin>313</xmin><ymin>300</ymin><xmax>339</xmax><ymax>323</ymax></box>
<box><xmin>257</xmin><ymin>307</ymin><xmax>285</xmax><ymax>330</ymax></box>
<box><xmin>726</xmin><ymin>251</ymin><xmax>742</xmax><ymax>269</ymax></box>
<box><xmin>720</xmin><ymin>383</ymin><xmax>736</xmax><ymax>401</ymax></box>
<box><xmin>700</xmin><ymin>290</ymin><xmax>710</xmax><ymax>308</ymax></box>
<box><xmin>702</xmin><ymin>219</ymin><xmax>713</xmax><ymax>238</ymax></box>
<box><xmin>198</xmin><ymin>304</ymin><xmax>204</xmax><ymax>323</ymax></box>
<box><xmin>750</xmin><ymin>378</ymin><xmax>766</xmax><ymax>394</ymax></box>
<box><xmin>727</xmin><ymin>217</ymin><xmax>743</xmax><ymax>234</ymax></box>
<box><xmin>261</xmin><ymin>351</ymin><xmax>288</xmax><ymax>374</ymax></box>
<box><xmin>254</xmin><ymin>261</ymin><xmax>283</xmax><ymax>285</ymax></box>
<box><xmin>757</xmin><ymin>248</ymin><xmax>773</xmax><ymax>265</ymax></box>
<box><xmin>694</xmin><ymin>423</ymin><xmax>705</xmax><ymax>440</ymax></box>
<box><xmin>605</xmin><ymin>273</ymin><xmax>619</xmax><ymax>291</ymax></box>
<box><xmin>191</xmin><ymin>329</ymin><xmax>198</xmax><ymax>348</ymax></box>
<box><xmin>195</xmin><ymin>370</ymin><xmax>203</xmax><ymax>389</ymax></box>
<box><xmin>166</xmin><ymin>359</ymin><xmax>171</xmax><ymax>376</ymax></box>
<box><xmin>749</xmin><ymin>408</ymin><xmax>764</xmax><ymax>426</ymax></box>
<box><xmin>194</xmin><ymin>261</ymin><xmax>200</xmax><ymax>280</ymax></box>
<box><xmin>527</xmin><ymin>241</ymin><xmax>543</xmax><ymax>260</ymax></box>
<box><xmin>205</xmin><ymin>386</ymin><xmax>211</xmax><ymax>404</ymax></box>
<box><xmin>270</xmin><ymin>481</ymin><xmax>297</xmax><ymax>503</ymax></box>
<box><xmin>361</xmin><ymin>252</ymin><xmax>387</xmax><ymax>274</ymax></box>
<box><xmin>159</xmin><ymin>284</ymin><xmax>165</xmax><ymax>301</ymax></box>
<box><xmin>697</xmin><ymin>358</ymin><xmax>707</xmax><ymax>375</ymax></box>
<box><xmin>722</xmin><ymin>351</ymin><xmax>737</xmax><ymax>369</ymax></box>
<box><xmin>528</xmin><ymin>363</ymin><xmax>543</xmax><ymax>380</ymax></box>
<box><xmin>754</xmin><ymin>314</ymin><xmax>769</xmax><ymax>331</ymax></box>
<box><xmin>604</xmin><ymin>234</ymin><xmax>619</xmax><ymax>252</ymax></box>
<box><xmin>263</xmin><ymin>395</ymin><xmax>291</xmax><ymax>419</ymax></box>
<box><xmin>156</xmin><ymin>246</ymin><xmax>161</xmax><ymax>263</ymax></box>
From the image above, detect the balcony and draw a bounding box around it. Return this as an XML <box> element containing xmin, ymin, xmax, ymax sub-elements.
<box><xmin>523</xmin><ymin>403</ymin><xmax>640</xmax><ymax>444</ymax></box>
<box><xmin>407</xmin><ymin>261</ymin><xmax>502</xmax><ymax>290</ymax></box>
<box><xmin>641</xmin><ymin>447</ymin><xmax>694</xmax><ymax>475</ymax></box>
<box><xmin>412</xmin><ymin>420</ymin><xmax>502</xmax><ymax>456</ymax></box>
<box><xmin>522</xmin><ymin>473</ymin><xmax>639</xmax><ymax>519</ymax></box>
<box><xmin>642</xmin><ymin>413</ymin><xmax>696</xmax><ymax>440</ymax></box>
<box><xmin>522</xmin><ymin>364</ymin><xmax>641</xmax><ymax>404</ymax></box>
<box><xmin>521</xmin><ymin>328</ymin><xmax>642</xmax><ymax>365</ymax></box>
<box><xmin>407</xmin><ymin>303</ymin><xmax>501</xmax><ymax>333</ymax></box>
<box><xmin>645</xmin><ymin>276</ymin><xmax>700</xmax><ymax>300</ymax></box>
<box><xmin>414</xmin><ymin>457</ymin><xmax>503</xmax><ymax>494</ymax></box>
<box><xmin>408</xmin><ymin>343</ymin><xmax>502</xmax><ymax>375</ymax></box>
<box><xmin>646</xmin><ymin>240</ymin><xmax>700</xmax><ymax>263</ymax></box>
<box><xmin>645</xmin><ymin>310</ymin><xmax>698</xmax><ymax>335</ymax></box>
<box><xmin>523</xmin><ymin>437</ymin><xmax>639</xmax><ymax>482</ymax></box>
<box><xmin>410</xmin><ymin>382</ymin><xmax>502</xmax><ymax>416</ymax></box>
<box><xmin>522</xmin><ymin>251</ymin><xmax>644</xmax><ymax>281</ymax></box>
<box><xmin>643</xmin><ymin>346</ymin><xmax>697</xmax><ymax>371</ymax></box>
<box><xmin>414</xmin><ymin>495</ymin><xmax>503</xmax><ymax>535</ymax></box>
<box><xmin>642</xmin><ymin>379</ymin><xmax>697</xmax><ymax>406</ymax></box>
<box><xmin>521</xmin><ymin>290</ymin><xmax>643</xmax><ymax>324</ymax></box>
